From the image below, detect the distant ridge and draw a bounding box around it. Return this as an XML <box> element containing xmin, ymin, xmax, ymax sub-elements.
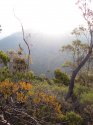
<box><xmin>0</xmin><ymin>32</ymin><xmax>72</xmax><ymax>77</ymax></box>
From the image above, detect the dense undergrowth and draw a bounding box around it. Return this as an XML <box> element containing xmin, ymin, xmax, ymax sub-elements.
<box><xmin>0</xmin><ymin>50</ymin><xmax>93</xmax><ymax>125</ymax></box>
<box><xmin>0</xmin><ymin>68</ymin><xmax>93</xmax><ymax>125</ymax></box>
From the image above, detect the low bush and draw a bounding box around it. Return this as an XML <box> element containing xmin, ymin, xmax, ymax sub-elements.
<box><xmin>80</xmin><ymin>91</ymin><xmax>93</xmax><ymax>104</ymax></box>
<box><xmin>54</xmin><ymin>68</ymin><xmax>70</xmax><ymax>86</ymax></box>
<box><xmin>55</xmin><ymin>111</ymin><xmax>83</xmax><ymax>125</ymax></box>
<box><xmin>66</xmin><ymin>111</ymin><xmax>83</xmax><ymax>125</ymax></box>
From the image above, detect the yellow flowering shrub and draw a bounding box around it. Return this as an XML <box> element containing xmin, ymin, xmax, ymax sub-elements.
<box><xmin>18</xmin><ymin>82</ymin><xmax>32</xmax><ymax>90</ymax></box>
<box><xmin>0</xmin><ymin>80</ymin><xmax>13</xmax><ymax>99</ymax></box>
<box><xmin>0</xmin><ymin>80</ymin><xmax>32</xmax><ymax>102</ymax></box>
<box><xmin>16</xmin><ymin>92</ymin><xmax>28</xmax><ymax>102</ymax></box>
<box><xmin>33</xmin><ymin>92</ymin><xmax>62</xmax><ymax>114</ymax></box>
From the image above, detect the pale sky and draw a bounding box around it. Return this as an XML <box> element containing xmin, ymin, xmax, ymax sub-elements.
<box><xmin>0</xmin><ymin>0</ymin><xmax>90</xmax><ymax>38</ymax></box>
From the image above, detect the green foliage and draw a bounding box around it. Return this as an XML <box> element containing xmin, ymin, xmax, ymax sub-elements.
<box><xmin>32</xmin><ymin>81</ymin><xmax>52</xmax><ymax>94</ymax></box>
<box><xmin>80</xmin><ymin>91</ymin><xmax>93</xmax><ymax>104</ymax></box>
<box><xmin>0</xmin><ymin>51</ymin><xmax>10</xmax><ymax>65</ymax></box>
<box><xmin>0</xmin><ymin>47</ymin><xmax>93</xmax><ymax>124</ymax></box>
<box><xmin>0</xmin><ymin>67</ymin><xmax>34</xmax><ymax>82</ymax></box>
<box><xmin>55</xmin><ymin>114</ymin><xmax>68</xmax><ymax>123</ymax></box>
<box><xmin>66</xmin><ymin>111</ymin><xmax>83</xmax><ymax>125</ymax></box>
<box><xmin>88</xmin><ymin>74</ymin><xmax>93</xmax><ymax>83</ymax></box>
<box><xmin>24</xmin><ymin>71</ymin><xmax>34</xmax><ymax>81</ymax></box>
<box><xmin>61</xmin><ymin>40</ymin><xmax>91</xmax><ymax>84</ymax></box>
<box><xmin>32</xmin><ymin>81</ymin><xmax>67</xmax><ymax>105</ymax></box>
<box><xmin>0</xmin><ymin>68</ymin><xmax>92</xmax><ymax>124</ymax></box>
<box><xmin>11</xmin><ymin>71</ymin><xmax>34</xmax><ymax>82</ymax></box>
<box><xmin>76</xmin><ymin>72</ymin><xmax>93</xmax><ymax>85</ymax></box>
<box><xmin>0</xmin><ymin>67</ymin><xmax>11</xmax><ymax>82</ymax></box>
<box><xmin>55</xmin><ymin>111</ymin><xmax>83</xmax><ymax>125</ymax></box>
<box><xmin>74</xmin><ymin>84</ymin><xmax>89</xmax><ymax>98</ymax></box>
<box><xmin>39</xmin><ymin>74</ymin><xmax>46</xmax><ymax>81</ymax></box>
<box><xmin>54</xmin><ymin>68</ymin><xmax>69</xmax><ymax>85</ymax></box>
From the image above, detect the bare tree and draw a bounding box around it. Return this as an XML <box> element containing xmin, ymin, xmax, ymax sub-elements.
<box><xmin>13</xmin><ymin>11</ymin><xmax>31</xmax><ymax>71</ymax></box>
<box><xmin>65</xmin><ymin>0</ymin><xmax>93</xmax><ymax>100</ymax></box>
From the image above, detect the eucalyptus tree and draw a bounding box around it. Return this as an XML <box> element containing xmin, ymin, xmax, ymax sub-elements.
<box><xmin>65</xmin><ymin>0</ymin><xmax>93</xmax><ymax>100</ymax></box>
<box><xmin>62</xmin><ymin>38</ymin><xmax>89</xmax><ymax>71</ymax></box>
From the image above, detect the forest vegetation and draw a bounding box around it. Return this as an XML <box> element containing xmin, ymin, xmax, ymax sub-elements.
<box><xmin>0</xmin><ymin>0</ymin><xmax>93</xmax><ymax>125</ymax></box>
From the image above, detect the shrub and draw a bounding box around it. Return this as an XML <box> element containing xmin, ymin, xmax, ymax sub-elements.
<box><xmin>30</xmin><ymin>91</ymin><xmax>62</xmax><ymax>123</ymax></box>
<box><xmin>0</xmin><ymin>67</ymin><xmax>11</xmax><ymax>82</ymax></box>
<box><xmin>55</xmin><ymin>111</ymin><xmax>83</xmax><ymax>125</ymax></box>
<box><xmin>12</xmin><ymin>71</ymin><xmax>34</xmax><ymax>82</ymax></box>
<box><xmin>0</xmin><ymin>51</ymin><xmax>10</xmax><ymax>66</ymax></box>
<box><xmin>0</xmin><ymin>80</ymin><xmax>32</xmax><ymax>104</ymax></box>
<box><xmin>54</xmin><ymin>68</ymin><xmax>69</xmax><ymax>85</ymax></box>
<box><xmin>77</xmin><ymin>72</ymin><xmax>93</xmax><ymax>85</ymax></box>
<box><xmin>33</xmin><ymin>92</ymin><xmax>61</xmax><ymax>112</ymax></box>
<box><xmin>80</xmin><ymin>91</ymin><xmax>93</xmax><ymax>104</ymax></box>
<box><xmin>74</xmin><ymin>84</ymin><xmax>89</xmax><ymax>98</ymax></box>
<box><xmin>39</xmin><ymin>74</ymin><xmax>46</xmax><ymax>81</ymax></box>
<box><xmin>55</xmin><ymin>113</ymin><xmax>68</xmax><ymax>123</ymax></box>
<box><xmin>66</xmin><ymin>111</ymin><xmax>83</xmax><ymax>125</ymax></box>
<box><xmin>24</xmin><ymin>71</ymin><xmax>34</xmax><ymax>81</ymax></box>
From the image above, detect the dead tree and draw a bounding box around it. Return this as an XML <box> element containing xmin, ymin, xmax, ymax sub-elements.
<box><xmin>13</xmin><ymin>11</ymin><xmax>31</xmax><ymax>71</ymax></box>
<box><xmin>65</xmin><ymin>0</ymin><xmax>93</xmax><ymax>100</ymax></box>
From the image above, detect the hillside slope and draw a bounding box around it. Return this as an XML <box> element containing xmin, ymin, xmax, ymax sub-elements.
<box><xmin>0</xmin><ymin>32</ymin><xmax>72</xmax><ymax>77</ymax></box>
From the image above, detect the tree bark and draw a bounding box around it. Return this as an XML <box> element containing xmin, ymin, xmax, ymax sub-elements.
<box><xmin>65</xmin><ymin>47</ymin><xmax>92</xmax><ymax>100</ymax></box>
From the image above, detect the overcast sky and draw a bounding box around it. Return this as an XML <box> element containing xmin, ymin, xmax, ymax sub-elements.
<box><xmin>0</xmin><ymin>0</ymin><xmax>91</xmax><ymax>38</ymax></box>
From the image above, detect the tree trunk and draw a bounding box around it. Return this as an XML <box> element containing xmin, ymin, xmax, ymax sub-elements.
<box><xmin>65</xmin><ymin>47</ymin><xmax>92</xmax><ymax>100</ymax></box>
<box><xmin>23</xmin><ymin>37</ymin><xmax>31</xmax><ymax>70</ymax></box>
